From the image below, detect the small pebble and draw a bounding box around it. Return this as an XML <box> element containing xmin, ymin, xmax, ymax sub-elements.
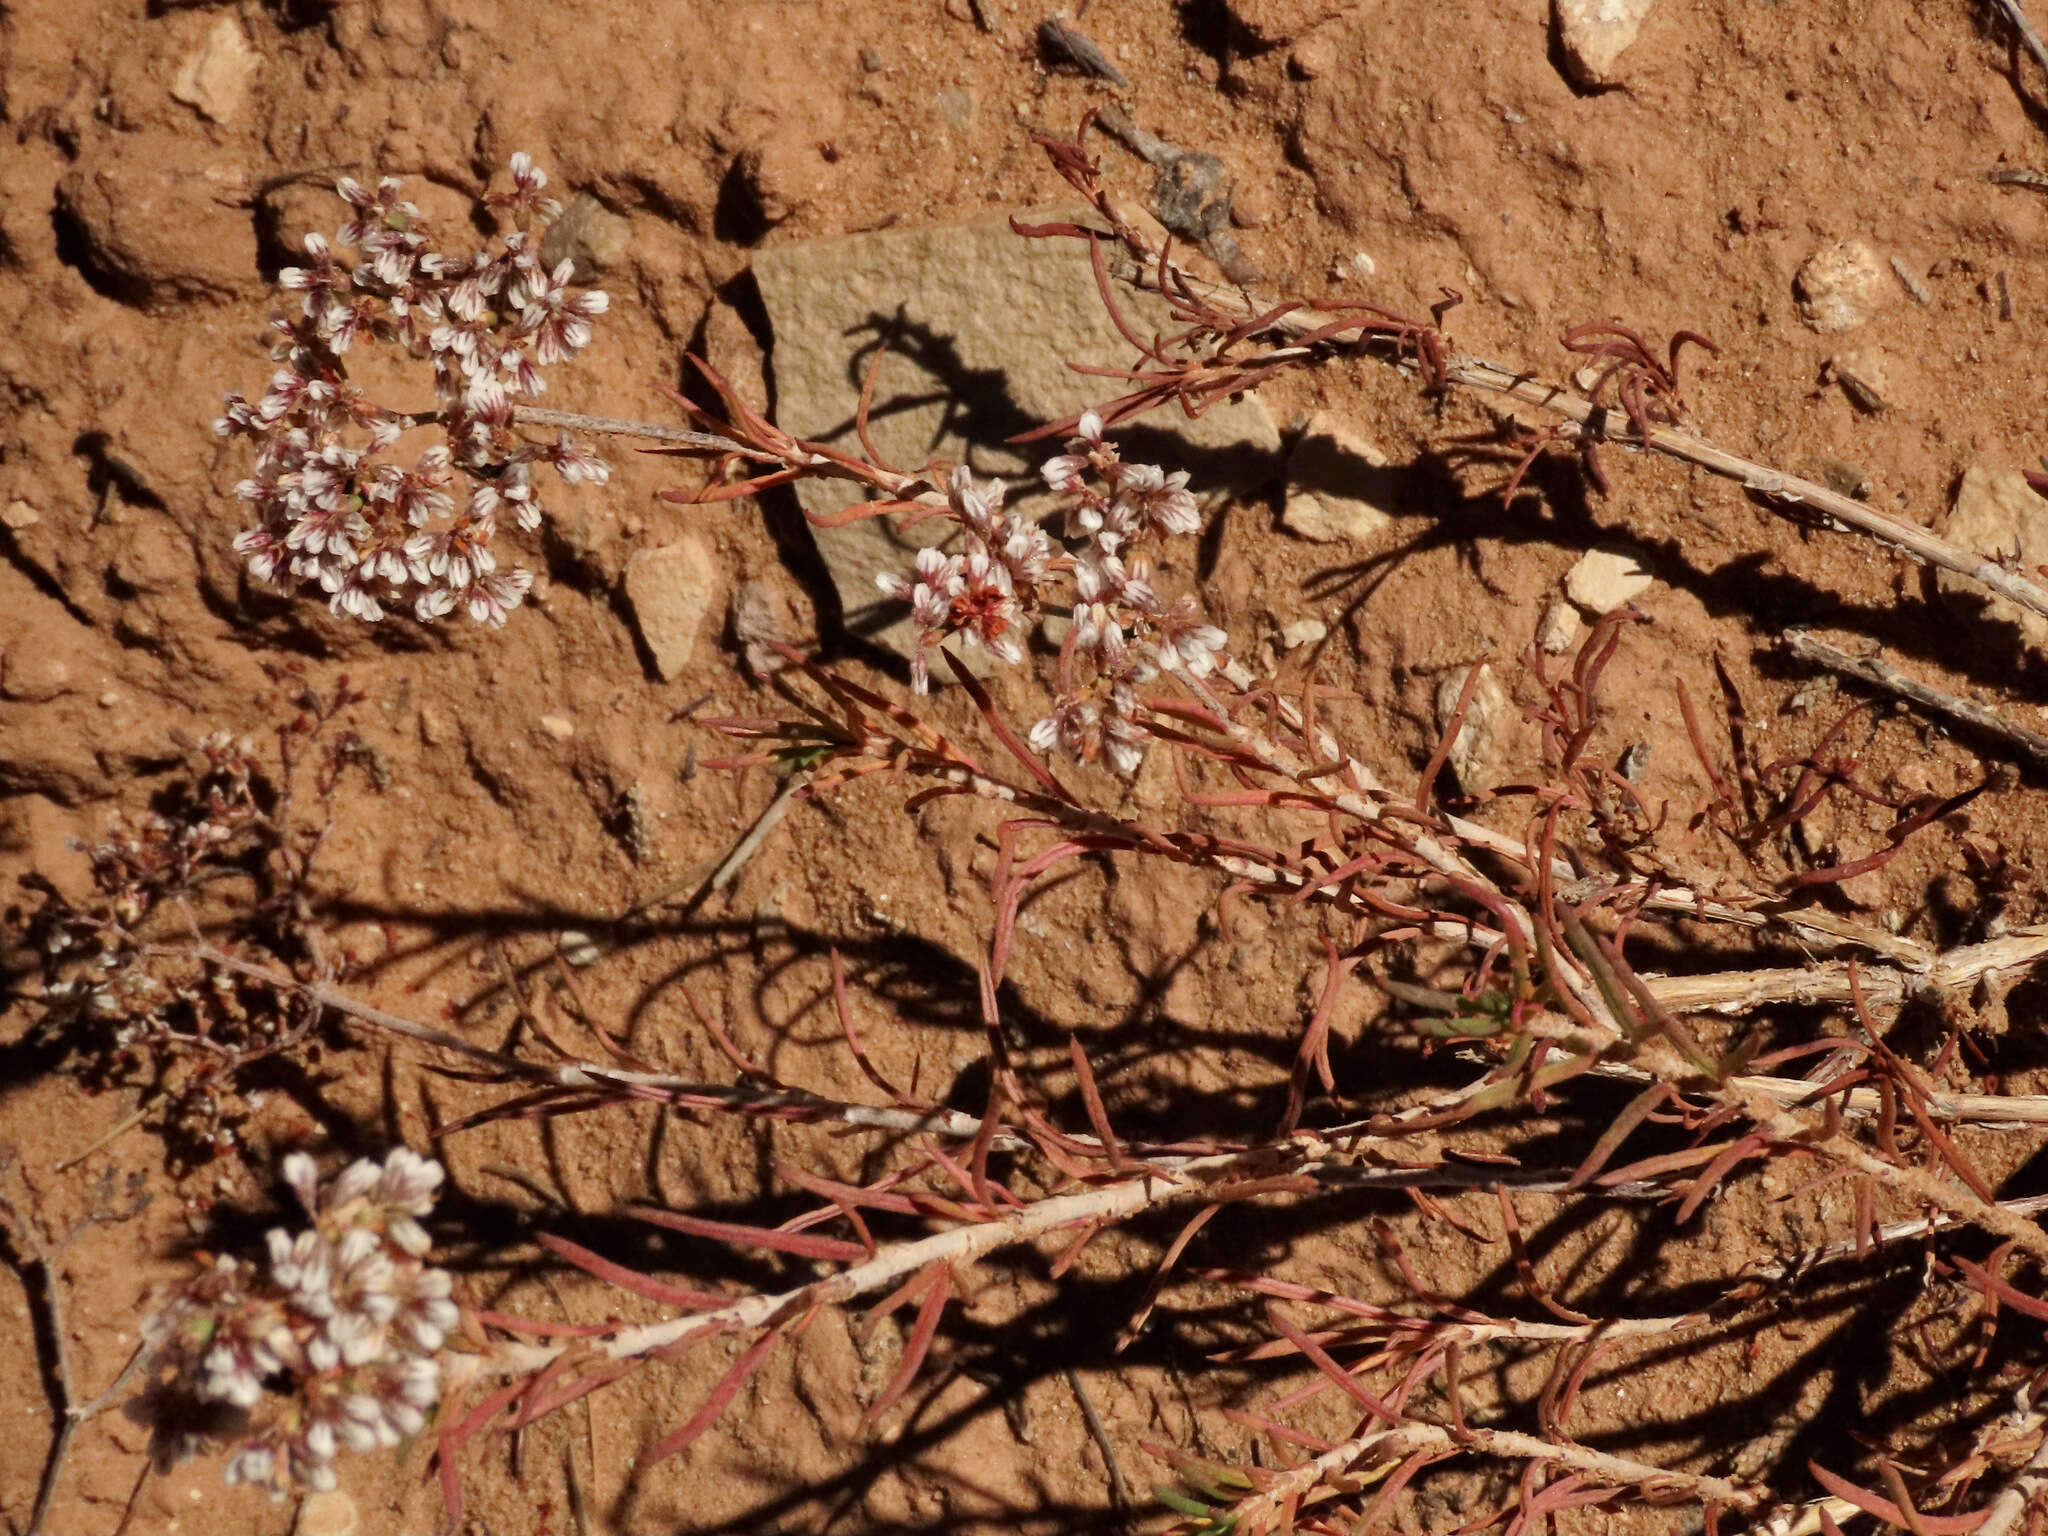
<box><xmin>1890</xmin><ymin>255</ymin><xmax>1932</xmax><ymax>304</ymax></box>
<box><xmin>539</xmin><ymin>714</ymin><xmax>575</xmax><ymax>741</ymax></box>
<box><xmin>557</xmin><ymin>930</ymin><xmax>603</xmax><ymax>967</ymax></box>
<box><xmin>1536</xmin><ymin>600</ymin><xmax>1584</xmax><ymax>654</ymax></box>
<box><xmin>1565</xmin><ymin>546</ymin><xmax>1656</xmax><ymax>614</ymax></box>
<box><xmin>1280</xmin><ymin>617</ymin><xmax>1328</xmax><ymax>650</ymax></box>
<box><xmin>296</xmin><ymin>1490</ymin><xmax>359</xmax><ymax>1536</ymax></box>
<box><xmin>1829</xmin><ymin>348</ymin><xmax>1891</xmax><ymax>412</ymax></box>
<box><xmin>1795</xmin><ymin>240</ymin><xmax>1890</xmax><ymax>333</ymax></box>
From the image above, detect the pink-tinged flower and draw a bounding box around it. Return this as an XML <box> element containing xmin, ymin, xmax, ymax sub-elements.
<box><xmin>1099</xmin><ymin>685</ymin><xmax>1148</xmax><ymax>774</ymax></box>
<box><xmin>947</xmin><ymin>464</ymin><xmax>1005</xmax><ymax>538</ymax></box>
<box><xmin>462</xmin><ymin>367</ymin><xmax>510</xmax><ymax>419</ymax></box>
<box><xmin>365</xmin><ymin>413</ymin><xmax>404</xmax><ymax>452</ymax></box>
<box><xmin>508</xmin><ymin>151</ymin><xmax>547</xmax><ymax>197</ymax></box>
<box><xmin>497</xmin><ymin>347</ymin><xmax>545</xmax><ymax>397</ymax></box>
<box><xmin>878</xmin><ymin>546</ymin><xmax>964</xmax><ymax>630</ymax></box>
<box><xmin>423</xmin><ymin>520</ymin><xmax>496</xmax><ymax>591</ymax></box>
<box><xmin>544</xmin><ymin>431</ymin><xmax>609</xmax><ymax>484</ymax></box>
<box><xmin>464</xmin><ymin>566</ymin><xmax>533</xmax><ymax>626</ymax></box>
<box><xmin>314</xmin><ymin>293</ymin><xmax>374</xmax><ymax>354</ymax></box>
<box><xmin>1115</xmin><ymin>461</ymin><xmax>1200</xmax><ymax>535</ymax></box>
<box><xmin>282</xmin><ymin>1152</ymin><xmax>320</xmax><ymax>1214</ymax></box>
<box><xmin>336</xmin><ymin>175</ymin><xmax>416</xmax><ymax>248</ymax></box>
<box><xmin>999</xmin><ymin>519</ymin><xmax>1055</xmax><ymax>591</ymax></box>
<box><xmin>223</xmin><ymin>1443</ymin><xmax>277</xmax><ymax>1490</ymax></box>
<box><xmin>282</xmin><ymin>499</ymin><xmax>366</xmax><ymax>562</ymax></box>
<box><xmin>215</xmin><ymin>393</ymin><xmax>266</xmax><ymax>437</ymax></box>
<box><xmin>1071</xmin><ymin>599</ymin><xmax>1126</xmax><ymax>669</ymax></box>
<box><xmin>1029</xmin><ymin>686</ymin><xmax>1145</xmax><ymax>773</ymax></box>
<box><xmin>280</xmin><ymin>232</ymin><xmax>348</xmax><ymax>301</ymax></box>
<box><xmin>1060</xmin><ymin>490</ymin><xmax>1112</xmax><ymax>539</ymax></box>
<box><xmin>1041</xmin><ymin>451</ymin><xmax>1088</xmax><ymax>495</ymax></box>
<box><xmin>1152</xmin><ymin>598</ymin><xmax>1230</xmax><ymax>677</ymax></box>
<box><xmin>500</xmin><ymin>480</ymin><xmax>542</xmax><ymax>532</ymax></box>
<box><xmin>513</xmin><ymin>258</ymin><xmax>609</xmax><ymax>365</ymax></box>
<box><xmin>1041</xmin><ymin>410</ymin><xmax>1118</xmax><ymax>493</ymax></box>
<box><xmin>947</xmin><ymin>549</ymin><xmax>1024</xmax><ymax>666</ymax></box>
<box><xmin>1039</xmin><ymin>412</ymin><xmax>1105</xmax><ymax>490</ymax></box>
<box><xmin>493</xmin><ymin>151</ymin><xmax>564</xmax><ymax>221</ymax></box>
<box><xmin>413</xmin><ymin>587</ymin><xmax>457</xmax><ymax>621</ymax></box>
<box><xmin>1070</xmin><ymin>551</ymin><xmax>1151</xmax><ymax>669</ymax></box>
<box><xmin>233</xmin><ymin>525</ymin><xmax>288</xmax><ymax>584</ymax></box>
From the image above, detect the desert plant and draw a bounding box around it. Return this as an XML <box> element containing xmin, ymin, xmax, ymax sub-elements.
<box><xmin>83</xmin><ymin>127</ymin><xmax>2048</xmax><ymax>1536</ymax></box>
<box><xmin>11</xmin><ymin>683</ymin><xmax>366</xmax><ymax>1171</ymax></box>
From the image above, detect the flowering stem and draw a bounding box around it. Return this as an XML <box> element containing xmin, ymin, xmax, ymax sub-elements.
<box><xmin>508</xmin><ymin>405</ymin><xmax>742</xmax><ymax>454</ymax></box>
<box><xmin>456</xmin><ymin>1161</ymin><xmax>1636</xmax><ymax>1387</ymax></box>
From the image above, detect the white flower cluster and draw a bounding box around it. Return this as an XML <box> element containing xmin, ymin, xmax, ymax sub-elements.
<box><xmin>876</xmin><ymin>466</ymin><xmax>1056</xmax><ymax>692</ymax></box>
<box><xmin>877</xmin><ymin>414</ymin><xmax>1230</xmax><ymax>774</ymax></box>
<box><xmin>215</xmin><ymin>155</ymin><xmax>610</xmax><ymax>627</ymax></box>
<box><xmin>142</xmin><ymin>1148</ymin><xmax>457</xmax><ymax>1498</ymax></box>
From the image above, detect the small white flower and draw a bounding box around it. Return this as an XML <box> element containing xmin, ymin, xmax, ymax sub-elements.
<box><xmin>330</xmin><ymin>1159</ymin><xmax>381</xmax><ymax>1207</ymax></box>
<box><xmin>223</xmin><ymin>1444</ymin><xmax>276</xmax><ymax>1488</ymax></box>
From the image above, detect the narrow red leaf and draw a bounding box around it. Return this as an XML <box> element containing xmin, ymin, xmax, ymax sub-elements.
<box><xmin>863</xmin><ymin>1269</ymin><xmax>951</xmax><ymax>1428</ymax></box>
<box><xmin>1116</xmin><ymin>1204</ymin><xmax>1220</xmax><ymax>1354</ymax></box>
<box><xmin>1068</xmin><ymin>1035</ymin><xmax>1127</xmax><ymax>1170</ymax></box>
<box><xmin>1263</xmin><ymin>1303</ymin><xmax>1401</xmax><ymax>1425</ymax></box>
<box><xmin>631</xmin><ymin>1207</ymin><xmax>866</xmax><ymax>1263</ymax></box>
<box><xmin>538</xmin><ymin>1233</ymin><xmax>729</xmax><ymax>1310</ymax></box>
<box><xmin>639</xmin><ymin>1326</ymin><xmax>787</xmax><ymax>1467</ymax></box>
<box><xmin>1808</xmin><ymin>1463</ymin><xmax>1989</xmax><ymax>1535</ymax></box>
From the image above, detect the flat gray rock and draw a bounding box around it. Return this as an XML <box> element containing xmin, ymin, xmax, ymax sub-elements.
<box><xmin>752</xmin><ymin>207</ymin><xmax>1280</xmax><ymax>663</ymax></box>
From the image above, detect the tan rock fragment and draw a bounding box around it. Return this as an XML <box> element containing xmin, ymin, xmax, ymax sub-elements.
<box><xmin>539</xmin><ymin>193</ymin><xmax>630</xmax><ymax>281</ymax></box>
<box><xmin>1434</xmin><ymin>665</ymin><xmax>1512</xmax><ymax>795</ymax></box>
<box><xmin>1281</xmin><ymin>412</ymin><xmax>1394</xmax><ymax>544</ymax></box>
<box><xmin>1795</xmin><ymin>241</ymin><xmax>1891</xmax><ymax>334</ymax></box>
<box><xmin>623</xmin><ymin>536</ymin><xmax>720</xmax><ymax>681</ymax></box>
<box><xmin>1280</xmin><ymin>617</ymin><xmax>1328</xmax><ymax>649</ymax></box>
<box><xmin>296</xmin><ymin>1490</ymin><xmax>358</xmax><ymax>1536</ymax></box>
<box><xmin>1830</xmin><ymin>348</ymin><xmax>1892</xmax><ymax>412</ymax></box>
<box><xmin>1554</xmin><ymin>0</ymin><xmax>1659</xmax><ymax>86</ymax></box>
<box><xmin>1536</xmin><ymin>600</ymin><xmax>1583</xmax><ymax>654</ymax></box>
<box><xmin>1938</xmin><ymin>467</ymin><xmax>2048</xmax><ymax>656</ymax></box>
<box><xmin>1565</xmin><ymin>545</ymin><xmax>1656</xmax><ymax>614</ymax></box>
<box><xmin>751</xmin><ymin>207</ymin><xmax>1279</xmax><ymax>666</ymax></box>
<box><xmin>57</xmin><ymin>143</ymin><xmax>256</xmax><ymax>304</ymax></box>
<box><xmin>170</xmin><ymin>16</ymin><xmax>259</xmax><ymax>124</ymax></box>
<box><xmin>1225</xmin><ymin>0</ymin><xmax>1358</xmax><ymax>43</ymax></box>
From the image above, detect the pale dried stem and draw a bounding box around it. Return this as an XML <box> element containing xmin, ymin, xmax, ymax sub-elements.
<box><xmin>1233</xmin><ymin>669</ymin><xmax>1941</xmax><ymax>969</ymax></box>
<box><xmin>1973</xmin><ymin>1412</ymin><xmax>2048</xmax><ymax>1536</ymax></box>
<box><xmin>455</xmin><ymin>1160</ymin><xmax>1625</xmax><ymax>1388</ymax></box>
<box><xmin>1784</xmin><ymin>630</ymin><xmax>2048</xmax><ymax>773</ymax></box>
<box><xmin>1095</xmin><ymin>250</ymin><xmax>2048</xmax><ymax>624</ymax></box>
<box><xmin>1742</xmin><ymin>1404</ymin><xmax>2048</xmax><ymax>1536</ymax></box>
<box><xmin>508</xmin><ymin>405</ymin><xmax>743</xmax><ymax>454</ymax></box>
<box><xmin>1748</xmin><ymin>1193</ymin><xmax>2048</xmax><ymax>1284</ymax></box>
<box><xmin>1228</xmin><ymin>1418</ymin><xmax>1760</xmax><ymax>1532</ymax></box>
<box><xmin>1640</xmin><ymin>924</ymin><xmax>2048</xmax><ymax>1016</ymax></box>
